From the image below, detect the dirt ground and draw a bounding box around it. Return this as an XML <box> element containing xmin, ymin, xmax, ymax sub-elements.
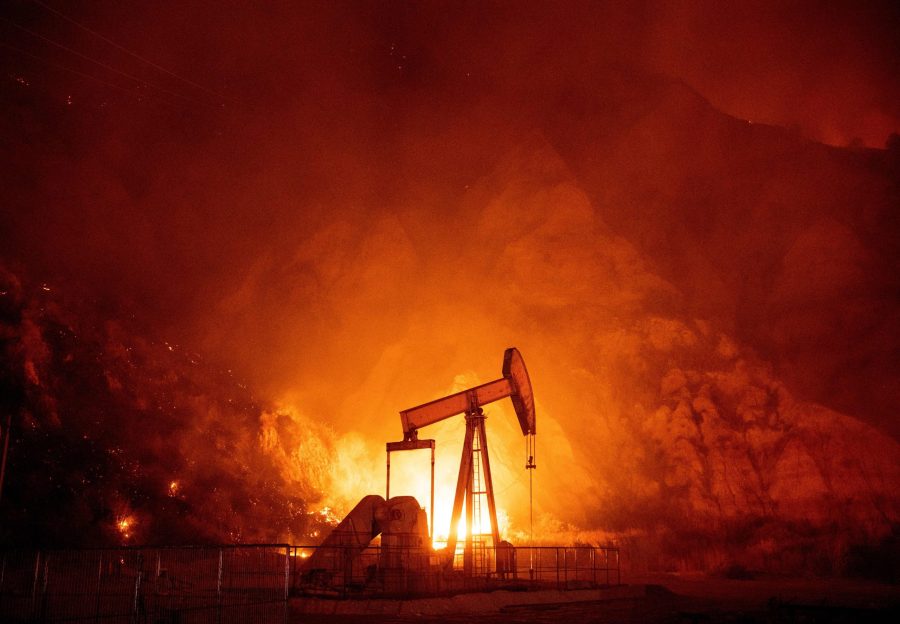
<box><xmin>300</xmin><ymin>574</ymin><xmax>899</xmax><ymax>624</ymax></box>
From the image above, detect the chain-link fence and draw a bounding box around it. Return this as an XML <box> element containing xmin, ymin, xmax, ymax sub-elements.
<box><xmin>514</xmin><ymin>545</ymin><xmax>621</xmax><ymax>588</ymax></box>
<box><xmin>0</xmin><ymin>545</ymin><xmax>289</xmax><ymax>624</ymax></box>
<box><xmin>290</xmin><ymin>543</ymin><xmax>620</xmax><ymax>597</ymax></box>
<box><xmin>1</xmin><ymin>542</ymin><xmax>619</xmax><ymax>617</ymax></box>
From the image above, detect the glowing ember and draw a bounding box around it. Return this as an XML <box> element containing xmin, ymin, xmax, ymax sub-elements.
<box><xmin>116</xmin><ymin>515</ymin><xmax>135</xmax><ymax>540</ymax></box>
<box><xmin>314</xmin><ymin>506</ymin><xmax>339</xmax><ymax>525</ymax></box>
<box><xmin>168</xmin><ymin>480</ymin><xmax>180</xmax><ymax>497</ymax></box>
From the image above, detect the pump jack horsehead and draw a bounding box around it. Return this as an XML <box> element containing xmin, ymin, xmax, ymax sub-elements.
<box><xmin>387</xmin><ymin>347</ymin><xmax>537</xmax><ymax>574</ymax></box>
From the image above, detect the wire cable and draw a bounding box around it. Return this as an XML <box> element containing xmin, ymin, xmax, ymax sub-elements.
<box><xmin>29</xmin><ymin>0</ymin><xmax>235</xmax><ymax>104</ymax></box>
<box><xmin>2</xmin><ymin>16</ymin><xmax>221</xmax><ymax>108</ymax></box>
<box><xmin>2</xmin><ymin>41</ymin><xmax>152</xmax><ymax>101</ymax></box>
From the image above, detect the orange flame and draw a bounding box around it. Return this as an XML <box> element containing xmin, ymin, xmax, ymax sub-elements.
<box><xmin>116</xmin><ymin>515</ymin><xmax>135</xmax><ymax>540</ymax></box>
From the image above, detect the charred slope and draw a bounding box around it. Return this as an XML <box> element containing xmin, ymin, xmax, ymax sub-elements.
<box><xmin>0</xmin><ymin>267</ymin><xmax>332</xmax><ymax>547</ymax></box>
<box><xmin>539</xmin><ymin>69</ymin><xmax>900</xmax><ymax>439</ymax></box>
<box><xmin>457</xmin><ymin>135</ymin><xmax>900</xmax><ymax>575</ymax></box>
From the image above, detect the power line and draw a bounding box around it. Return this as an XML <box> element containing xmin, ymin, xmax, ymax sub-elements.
<box><xmin>2</xmin><ymin>16</ymin><xmax>221</xmax><ymax>109</ymax></box>
<box><xmin>3</xmin><ymin>16</ymin><xmax>220</xmax><ymax>109</ymax></box>
<box><xmin>2</xmin><ymin>41</ymin><xmax>154</xmax><ymax>101</ymax></box>
<box><xmin>29</xmin><ymin>0</ymin><xmax>235</xmax><ymax>105</ymax></box>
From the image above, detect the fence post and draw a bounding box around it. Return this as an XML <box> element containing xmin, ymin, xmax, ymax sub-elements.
<box><xmin>30</xmin><ymin>551</ymin><xmax>41</xmax><ymax>620</ymax></box>
<box><xmin>216</xmin><ymin>548</ymin><xmax>223</xmax><ymax>624</ymax></box>
<box><xmin>555</xmin><ymin>548</ymin><xmax>559</xmax><ymax>589</ymax></box>
<box><xmin>603</xmin><ymin>548</ymin><xmax>609</xmax><ymax>586</ymax></box>
<box><xmin>616</xmin><ymin>549</ymin><xmax>620</xmax><ymax>585</ymax></box>
<box><xmin>94</xmin><ymin>552</ymin><xmax>103</xmax><ymax>624</ymax></box>
<box><xmin>40</xmin><ymin>552</ymin><xmax>49</xmax><ymax>623</ymax></box>
<box><xmin>283</xmin><ymin>546</ymin><xmax>290</xmax><ymax>624</ymax></box>
<box><xmin>131</xmin><ymin>552</ymin><xmax>143</xmax><ymax>624</ymax></box>
<box><xmin>289</xmin><ymin>546</ymin><xmax>296</xmax><ymax>595</ymax></box>
<box><xmin>0</xmin><ymin>552</ymin><xmax>6</xmax><ymax>616</ymax></box>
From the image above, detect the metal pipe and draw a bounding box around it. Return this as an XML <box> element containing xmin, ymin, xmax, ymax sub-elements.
<box><xmin>464</xmin><ymin>429</ymin><xmax>474</xmax><ymax>576</ymax></box>
<box><xmin>385</xmin><ymin>450</ymin><xmax>390</xmax><ymax>500</ymax></box>
<box><xmin>430</xmin><ymin>446</ymin><xmax>435</xmax><ymax>543</ymax></box>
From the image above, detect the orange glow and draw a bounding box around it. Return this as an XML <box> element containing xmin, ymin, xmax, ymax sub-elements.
<box><xmin>116</xmin><ymin>515</ymin><xmax>134</xmax><ymax>540</ymax></box>
<box><xmin>314</xmin><ymin>506</ymin><xmax>339</xmax><ymax>525</ymax></box>
<box><xmin>167</xmin><ymin>480</ymin><xmax>180</xmax><ymax>497</ymax></box>
<box><xmin>431</xmin><ymin>510</ymin><xmax>511</xmax><ymax>551</ymax></box>
<box><xmin>383</xmin><ymin>404</ymin><xmax>512</xmax><ymax>549</ymax></box>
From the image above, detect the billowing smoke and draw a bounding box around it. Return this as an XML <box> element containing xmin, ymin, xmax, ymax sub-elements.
<box><xmin>1</xmin><ymin>1</ymin><xmax>898</xmax><ymax>575</ymax></box>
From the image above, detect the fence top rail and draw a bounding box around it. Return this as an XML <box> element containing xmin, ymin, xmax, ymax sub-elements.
<box><xmin>0</xmin><ymin>543</ymin><xmax>292</xmax><ymax>553</ymax></box>
<box><xmin>0</xmin><ymin>543</ymin><xmax>619</xmax><ymax>555</ymax></box>
<box><xmin>289</xmin><ymin>544</ymin><xmax>619</xmax><ymax>551</ymax></box>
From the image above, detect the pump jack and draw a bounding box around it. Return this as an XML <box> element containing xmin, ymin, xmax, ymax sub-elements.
<box><xmin>386</xmin><ymin>347</ymin><xmax>536</xmax><ymax>573</ymax></box>
<box><xmin>302</xmin><ymin>348</ymin><xmax>537</xmax><ymax>588</ymax></box>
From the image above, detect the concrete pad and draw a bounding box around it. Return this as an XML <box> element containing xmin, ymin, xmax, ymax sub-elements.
<box><xmin>291</xmin><ymin>585</ymin><xmax>645</xmax><ymax>615</ymax></box>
